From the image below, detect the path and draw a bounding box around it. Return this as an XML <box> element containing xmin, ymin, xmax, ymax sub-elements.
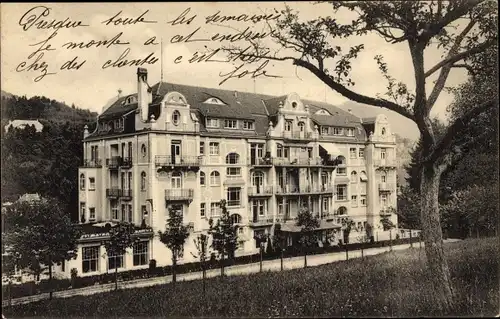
<box><xmin>2</xmin><ymin>239</ymin><xmax>460</xmax><ymax>307</ymax></box>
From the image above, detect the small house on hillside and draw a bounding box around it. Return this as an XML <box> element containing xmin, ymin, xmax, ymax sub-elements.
<box><xmin>4</xmin><ymin>120</ymin><xmax>44</xmax><ymax>133</ymax></box>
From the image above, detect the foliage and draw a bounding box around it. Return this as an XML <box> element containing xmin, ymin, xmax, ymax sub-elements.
<box><xmin>208</xmin><ymin>200</ymin><xmax>239</xmax><ymax>263</ymax></box>
<box><xmin>380</xmin><ymin>216</ymin><xmax>396</xmax><ymax>231</ymax></box>
<box><xmin>396</xmin><ymin>186</ymin><xmax>421</xmax><ymax>229</ymax></box>
<box><xmin>104</xmin><ymin>222</ymin><xmax>137</xmax><ymax>258</ymax></box>
<box><xmin>5</xmin><ymin>238</ymin><xmax>498</xmax><ymax>318</ymax></box>
<box><xmin>273</xmin><ymin>224</ymin><xmax>287</xmax><ymax>252</ymax></box>
<box><xmin>341</xmin><ymin>217</ymin><xmax>355</xmax><ymax>244</ymax></box>
<box><xmin>296</xmin><ymin>209</ymin><xmax>320</xmax><ymax>249</ymax></box>
<box><xmin>191</xmin><ymin>233</ymin><xmax>210</xmax><ymax>266</ymax></box>
<box><xmin>1</xmin><ymin>93</ymin><xmax>97</xmax><ymax>222</ymax></box>
<box><xmin>158</xmin><ymin>207</ymin><xmax>190</xmax><ymax>263</ymax></box>
<box><xmin>2</xmin><ymin>197</ymin><xmax>81</xmax><ymax>286</ymax></box>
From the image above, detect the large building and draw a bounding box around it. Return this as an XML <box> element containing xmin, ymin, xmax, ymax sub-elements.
<box><xmin>62</xmin><ymin>68</ymin><xmax>398</xmax><ymax>277</ymax></box>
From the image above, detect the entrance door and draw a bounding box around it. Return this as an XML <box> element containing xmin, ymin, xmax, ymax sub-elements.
<box><xmin>253</xmin><ymin>171</ymin><xmax>264</xmax><ymax>194</ymax></box>
<box><xmin>171</xmin><ymin>141</ymin><xmax>181</xmax><ymax>164</ymax></box>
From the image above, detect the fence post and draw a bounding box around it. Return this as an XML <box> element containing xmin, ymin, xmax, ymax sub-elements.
<box><xmin>345</xmin><ymin>243</ymin><xmax>349</xmax><ymax>261</ymax></box>
<box><xmin>410</xmin><ymin>230</ymin><xmax>413</xmax><ymax>248</ymax></box>
<box><xmin>389</xmin><ymin>229</ymin><xmax>393</xmax><ymax>251</ymax></box>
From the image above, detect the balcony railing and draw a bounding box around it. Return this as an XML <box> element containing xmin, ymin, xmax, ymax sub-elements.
<box><xmin>106</xmin><ymin>156</ymin><xmax>121</xmax><ymax>169</ymax></box>
<box><xmin>273</xmin><ymin>157</ymin><xmax>322</xmax><ymax>166</ymax></box>
<box><xmin>374</xmin><ymin>158</ymin><xmax>397</xmax><ymax>167</ymax></box>
<box><xmin>282</xmin><ymin>131</ymin><xmax>313</xmax><ymax>140</ymax></box>
<box><xmin>82</xmin><ymin>159</ymin><xmax>102</xmax><ymax>168</ymax></box>
<box><xmin>121</xmin><ymin>157</ymin><xmax>132</xmax><ymax>168</ymax></box>
<box><xmin>155</xmin><ymin>155</ymin><xmax>202</xmax><ymax>167</ymax></box>
<box><xmin>165</xmin><ymin>189</ymin><xmax>194</xmax><ymax>201</ymax></box>
<box><xmin>226</xmin><ymin>200</ymin><xmax>241</xmax><ymax>207</ymax></box>
<box><xmin>247</xmin><ymin>186</ymin><xmax>273</xmax><ymax>196</ymax></box>
<box><xmin>249</xmin><ymin>215</ymin><xmax>275</xmax><ymax>224</ymax></box>
<box><xmin>106</xmin><ymin>188</ymin><xmax>121</xmax><ymax>198</ymax></box>
<box><xmin>379</xmin><ymin>182</ymin><xmax>396</xmax><ymax>191</ymax></box>
<box><xmin>249</xmin><ymin>157</ymin><xmax>273</xmax><ymax>166</ymax></box>
<box><xmin>121</xmin><ymin>189</ymin><xmax>132</xmax><ymax>200</ymax></box>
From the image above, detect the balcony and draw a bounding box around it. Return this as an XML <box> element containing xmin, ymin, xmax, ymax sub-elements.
<box><xmin>106</xmin><ymin>188</ymin><xmax>121</xmax><ymax>198</ymax></box>
<box><xmin>379</xmin><ymin>182</ymin><xmax>396</xmax><ymax>192</ymax></box>
<box><xmin>248</xmin><ymin>215</ymin><xmax>275</xmax><ymax>226</ymax></box>
<box><xmin>374</xmin><ymin>158</ymin><xmax>397</xmax><ymax>168</ymax></box>
<box><xmin>155</xmin><ymin>156</ymin><xmax>202</xmax><ymax>171</ymax></box>
<box><xmin>121</xmin><ymin>157</ymin><xmax>132</xmax><ymax>168</ymax></box>
<box><xmin>249</xmin><ymin>157</ymin><xmax>273</xmax><ymax>167</ymax></box>
<box><xmin>247</xmin><ymin>186</ymin><xmax>273</xmax><ymax>196</ymax></box>
<box><xmin>121</xmin><ymin>189</ymin><xmax>132</xmax><ymax>200</ymax></box>
<box><xmin>82</xmin><ymin>159</ymin><xmax>102</xmax><ymax>168</ymax></box>
<box><xmin>226</xmin><ymin>200</ymin><xmax>241</xmax><ymax>207</ymax></box>
<box><xmin>273</xmin><ymin>157</ymin><xmax>322</xmax><ymax>167</ymax></box>
<box><xmin>282</xmin><ymin>131</ymin><xmax>313</xmax><ymax>141</ymax></box>
<box><xmin>106</xmin><ymin>156</ymin><xmax>121</xmax><ymax>169</ymax></box>
<box><xmin>165</xmin><ymin>189</ymin><xmax>194</xmax><ymax>202</ymax></box>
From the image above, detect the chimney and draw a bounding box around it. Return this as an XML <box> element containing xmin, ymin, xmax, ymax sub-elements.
<box><xmin>83</xmin><ymin>125</ymin><xmax>89</xmax><ymax>139</ymax></box>
<box><xmin>137</xmin><ymin>68</ymin><xmax>150</xmax><ymax>122</ymax></box>
<box><xmin>117</xmin><ymin>89</ymin><xmax>122</xmax><ymax>99</ymax></box>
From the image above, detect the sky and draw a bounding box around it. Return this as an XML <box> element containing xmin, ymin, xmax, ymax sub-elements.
<box><xmin>1</xmin><ymin>2</ymin><xmax>471</xmax><ymax>140</ymax></box>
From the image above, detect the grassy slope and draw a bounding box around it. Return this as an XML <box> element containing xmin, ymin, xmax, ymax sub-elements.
<box><xmin>4</xmin><ymin>238</ymin><xmax>498</xmax><ymax>318</ymax></box>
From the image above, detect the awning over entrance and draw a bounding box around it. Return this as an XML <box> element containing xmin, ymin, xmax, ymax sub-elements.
<box><xmin>280</xmin><ymin>220</ymin><xmax>342</xmax><ymax>233</ymax></box>
<box><xmin>319</xmin><ymin>143</ymin><xmax>340</xmax><ymax>157</ymax></box>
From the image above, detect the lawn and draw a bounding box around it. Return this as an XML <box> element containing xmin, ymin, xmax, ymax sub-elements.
<box><xmin>3</xmin><ymin>237</ymin><xmax>498</xmax><ymax>318</ymax></box>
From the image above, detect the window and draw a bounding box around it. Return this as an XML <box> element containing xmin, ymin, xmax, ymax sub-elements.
<box><xmin>322</xmin><ymin>197</ymin><xmax>329</xmax><ymax>211</ymax></box>
<box><xmin>360</xmin><ymin>171</ymin><xmax>368</xmax><ymax>182</ymax></box>
<box><xmin>128</xmin><ymin>204</ymin><xmax>132</xmax><ymax>223</ymax></box>
<box><xmin>80</xmin><ymin>174</ymin><xmax>85</xmax><ymax>190</ymax></box>
<box><xmin>381</xmin><ymin>148</ymin><xmax>387</xmax><ymax>159</ymax></box>
<box><xmin>172</xmin><ymin>110</ymin><xmax>181</xmax><ymax>125</ymax></box>
<box><xmin>200</xmin><ymin>142</ymin><xmax>205</xmax><ymax>155</ymax></box>
<box><xmin>381</xmin><ymin>172</ymin><xmax>387</xmax><ymax>183</ymax></box>
<box><xmin>277</xmin><ymin>144</ymin><xmax>283</xmax><ymax>157</ymax></box>
<box><xmin>298</xmin><ymin>122</ymin><xmax>305</xmax><ymax>132</ymax></box>
<box><xmin>224</xmin><ymin>119</ymin><xmax>237</xmax><ymax>129</ymax></box>
<box><xmin>230</xmin><ymin>214</ymin><xmax>242</xmax><ymax>224</ymax></box>
<box><xmin>89</xmin><ymin>207</ymin><xmax>96</xmax><ymax>221</ymax></box>
<box><xmin>141</xmin><ymin>172</ymin><xmax>147</xmax><ymax>191</ymax></box>
<box><xmin>227</xmin><ymin>167</ymin><xmax>241</xmax><ymax>176</ymax></box>
<box><xmin>350</xmin><ymin>171</ymin><xmax>358</xmax><ymax>183</ymax></box>
<box><xmin>243</xmin><ymin>121</ymin><xmax>254</xmax><ymax>130</ymax></box>
<box><xmin>141</xmin><ymin>144</ymin><xmax>147</xmax><ymax>157</ymax></box>
<box><xmin>121</xmin><ymin>204</ymin><xmax>126</xmax><ymax>221</ymax></box>
<box><xmin>349</xmin><ymin>148</ymin><xmax>357</xmax><ymax>159</ymax></box>
<box><xmin>381</xmin><ymin>127</ymin><xmax>386</xmax><ymax>135</ymax></box>
<box><xmin>210</xmin><ymin>171</ymin><xmax>220</xmax><ymax>185</ymax></box>
<box><xmin>108</xmin><ymin>251</ymin><xmax>124</xmax><ymax>270</ymax></box>
<box><xmin>226</xmin><ymin>153</ymin><xmax>240</xmax><ymax>164</ymax></box>
<box><xmin>80</xmin><ymin>202</ymin><xmax>86</xmax><ymax>220</ymax></box>
<box><xmin>321</xmin><ymin>172</ymin><xmax>329</xmax><ymax>188</ymax></box>
<box><xmin>380</xmin><ymin>194</ymin><xmax>388</xmax><ymax>207</ymax></box>
<box><xmin>252</xmin><ymin>199</ymin><xmax>265</xmax><ymax>216</ymax></box>
<box><xmin>171</xmin><ymin>171</ymin><xmax>182</xmax><ymax>189</ymax></box>
<box><xmin>207</xmin><ymin>118</ymin><xmax>219</xmax><ymax>128</ymax></box>
<box><xmin>209</xmin><ymin>142</ymin><xmax>219</xmax><ymax>155</ymax></box>
<box><xmin>252</xmin><ymin>171</ymin><xmax>264</xmax><ymax>187</ymax></box>
<box><xmin>346</xmin><ymin>128</ymin><xmax>355</xmax><ymax>136</ymax></box>
<box><xmin>88</xmin><ymin>177</ymin><xmax>95</xmax><ymax>190</ymax></box>
<box><xmin>128</xmin><ymin>142</ymin><xmax>132</xmax><ymax>160</ymax></box>
<box><xmin>201</xmin><ymin>203</ymin><xmax>206</xmax><ymax>217</ymax></box>
<box><xmin>200</xmin><ymin>171</ymin><xmax>206</xmax><ymax>186</ymax></box>
<box><xmin>333</xmin><ymin>127</ymin><xmax>343</xmax><ymax>135</ymax></box>
<box><xmin>111</xmin><ymin>200</ymin><xmax>119</xmax><ymax>220</ymax></box>
<box><xmin>292</xmin><ymin>101</ymin><xmax>297</xmax><ymax>108</ymax></box>
<box><xmin>337</xmin><ymin>167</ymin><xmax>347</xmax><ymax>175</ymax></box>
<box><xmin>336</xmin><ymin>206</ymin><xmax>347</xmax><ymax>216</ymax></box>
<box><xmin>210</xmin><ymin>202</ymin><xmax>221</xmax><ymax>217</ymax></box>
<box><xmin>82</xmin><ymin>246</ymin><xmax>99</xmax><ymax>273</ymax></box>
<box><xmin>351</xmin><ymin>195</ymin><xmax>357</xmax><ymax>207</ymax></box>
<box><xmin>285</xmin><ymin>120</ymin><xmax>292</xmax><ymax>131</ymax></box>
<box><xmin>227</xmin><ymin>187</ymin><xmax>241</xmax><ymax>206</ymax></box>
<box><xmin>359</xmin><ymin>148</ymin><xmax>364</xmax><ymax>158</ymax></box>
<box><xmin>133</xmin><ymin>242</ymin><xmax>148</xmax><ymax>266</ymax></box>
<box><xmin>336</xmin><ymin>185</ymin><xmax>347</xmax><ymax>201</ymax></box>
<box><xmin>360</xmin><ymin>195</ymin><xmax>367</xmax><ymax>206</ymax></box>
<box><xmin>321</xmin><ymin>127</ymin><xmax>329</xmax><ymax>135</ymax></box>
<box><xmin>205</xmin><ymin>97</ymin><xmax>225</xmax><ymax>105</ymax></box>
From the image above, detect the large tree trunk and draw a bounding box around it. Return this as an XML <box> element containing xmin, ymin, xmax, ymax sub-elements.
<box><xmin>420</xmin><ymin>164</ymin><xmax>455</xmax><ymax>312</ymax></box>
<box><xmin>172</xmin><ymin>256</ymin><xmax>177</xmax><ymax>289</ymax></box>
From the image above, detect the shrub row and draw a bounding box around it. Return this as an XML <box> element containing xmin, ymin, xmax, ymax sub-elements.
<box><xmin>2</xmin><ymin>236</ymin><xmax>418</xmax><ymax>300</ymax></box>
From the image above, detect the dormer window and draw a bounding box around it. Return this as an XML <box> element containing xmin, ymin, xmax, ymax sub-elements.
<box><xmin>204</xmin><ymin>97</ymin><xmax>225</xmax><ymax>105</ymax></box>
<box><xmin>285</xmin><ymin>120</ymin><xmax>292</xmax><ymax>131</ymax></box>
<box><xmin>207</xmin><ymin>118</ymin><xmax>219</xmax><ymax>128</ymax></box>
<box><xmin>292</xmin><ymin>102</ymin><xmax>297</xmax><ymax>108</ymax></box>
<box><xmin>125</xmin><ymin>96</ymin><xmax>136</xmax><ymax>105</ymax></box>
<box><xmin>333</xmin><ymin>127</ymin><xmax>343</xmax><ymax>135</ymax></box>
<box><xmin>172</xmin><ymin>110</ymin><xmax>181</xmax><ymax>126</ymax></box>
<box><xmin>243</xmin><ymin>121</ymin><xmax>254</xmax><ymax>130</ymax></box>
<box><xmin>346</xmin><ymin>128</ymin><xmax>355</xmax><ymax>136</ymax></box>
<box><xmin>321</xmin><ymin>127</ymin><xmax>328</xmax><ymax>135</ymax></box>
<box><xmin>381</xmin><ymin>127</ymin><xmax>386</xmax><ymax>135</ymax></box>
<box><xmin>298</xmin><ymin>122</ymin><xmax>305</xmax><ymax>132</ymax></box>
<box><xmin>224</xmin><ymin>119</ymin><xmax>237</xmax><ymax>129</ymax></box>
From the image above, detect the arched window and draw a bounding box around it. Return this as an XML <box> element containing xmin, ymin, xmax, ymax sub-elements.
<box><xmin>337</xmin><ymin>156</ymin><xmax>346</xmax><ymax>165</ymax></box>
<box><xmin>321</xmin><ymin>172</ymin><xmax>329</xmax><ymax>186</ymax></box>
<box><xmin>171</xmin><ymin>171</ymin><xmax>182</xmax><ymax>188</ymax></box>
<box><xmin>172</xmin><ymin>110</ymin><xmax>181</xmax><ymax>126</ymax></box>
<box><xmin>141</xmin><ymin>172</ymin><xmax>147</xmax><ymax>191</ymax></box>
<box><xmin>298</xmin><ymin>122</ymin><xmax>305</xmax><ymax>132</ymax></box>
<box><xmin>381</xmin><ymin>127</ymin><xmax>386</xmax><ymax>135</ymax></box>
<box><xmin>380</xmin><ymin>171</ymin><xmax>387</xmax><ymax>183</ymax></box>
<box><xmin>200</xmin><ymin>171</ymin><xmax>206</xmax><ymax>186</ymax></box>
<box><xmin>80</xmin><ymin>173</ymin><xmax>85</xmax><ymax>190</ymax></box>
<box><xmin>350</xmin><ymin>171</ymin><xmax>358</xmax><ymax>183</ymax></box>
<box><xmin>360</xmin><ymin>170</ymin><xmax>368</xmax><ymax>182</ymax></box>
<box><xmin>252</xmin><ymin>171</ymin><xmax>264</xmax><ymax>186</ymax></box>
<box><xmin>210</xmin><ymin>171</ymin><xmax>220</xmax><ymax>185</ymax></box>
<box><xmin>226</xmin><ymin>153</ymin><xmax>240</xmax><ymax>164</ymax></box>
<box><xmin>336</xmin><ymin>206</ymin><xmax>347</xmax><ymax>216</ymax></box>
<box><xmin>277</xmin><ymin>144</ymin><xmax>283</xmax><ymax>157</ymax></box>
<box><xmin>230</xmin><ymin>214</ymin><xmax>242</xmax><ymax>225</ymax></box>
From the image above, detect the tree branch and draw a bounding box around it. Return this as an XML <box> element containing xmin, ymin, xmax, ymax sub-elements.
<box><xmin>426</xmin><ymin>20</ymin><xmax>477</xmax><ymax>110</ymax></box>
<box><xmin>424</xmin><ymin>40</ymin><xmax>493</xmax><ymax>77</ymax></box>
<box><xmin>426</xmin><ymin>99</ymin><xmax>495</xmax><ymax>165</ymax></box>
<box><xmin>451</xmin><ymin>63</ymin><xmax>476</xmax><ymax>75</ymax></box>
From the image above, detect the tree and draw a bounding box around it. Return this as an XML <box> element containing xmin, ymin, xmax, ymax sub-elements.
<box><xmin>225</xmin><ymin>1</ymin><xmax>497</xmax><ymax>309</ymax></box>
<box><xmin>273</xmin><ymin>223</ymin><xmax>287</xmax><ymax>271</ymax></box>
<box><xmin>341</xmin><ymin>217</ymin><xmax>355</xmax><ymax>260</ymax></box>
<box><xmin>158</xmin><ymin>207</ymin><xmax>190</xmax><ymax>288</ymax></box>
<box><xmin>191</xmin><ymin>233</ymin><xmax>209</xmax><ymax>294</ymax></box>
<box><xmin>397</xmin><ymin>186</ymin><xmax>422</xmax><ymax>230</ymax></box>
<box><xmin>253</xmin><ymin>231</ymin><xmax>268</xmax><ymax>272</ymax></box>
<box><xmin>104</xmin><ymin>222</ymin><xmax>137</xmax><ymax>291</ymax></box>
<box><xmin>296</xmin><ymin>209</ymin><xmax>320</xmax><ymax>268</ymax></box>
<box><xmin>208</xmin><ymin>200</ymin><xmax>239</xmax><ymax>278</ymax></box>
<box><xmin>3</xmin><ymin>197</ymin><xmax>81</xmax><ymax>299</ymax></box>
